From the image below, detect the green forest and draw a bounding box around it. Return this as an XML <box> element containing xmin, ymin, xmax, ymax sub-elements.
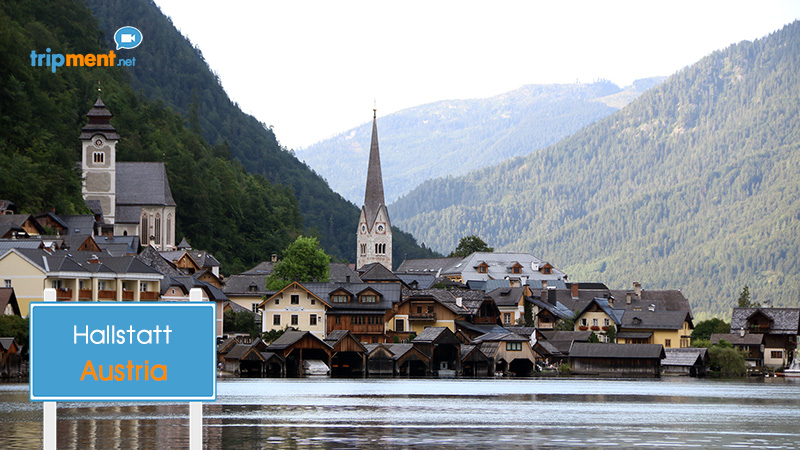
<box><xmin>392</xmin><ymin>22</ymin><xmax>800</xmax><ymax>318</ymax></box>
<box><xmin>300</xmin><ymin>79</ymin><xmax>664</xmax><ymax>204</ymax></box>
<box><xmin>0</xmin><ymin>0</ymin><xmax>436</xmax><ymax>273</ymax></box>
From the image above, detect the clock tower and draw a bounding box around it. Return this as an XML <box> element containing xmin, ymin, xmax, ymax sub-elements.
<box><xmin>79</xmin><ymin>92</ymin><xmax>119</xmax><ymax>225</ymax></box>
<box><xmin>356</xmin><ymin>109</ymin><xmax>392</xmax><ymax>270</ymax></box>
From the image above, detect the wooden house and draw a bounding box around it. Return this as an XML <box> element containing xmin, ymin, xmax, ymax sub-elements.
<box><xmin>324</xmin><ymin>330</ymin><xmax>367</xmax><ymax>377</ymax></box>
<box><xmin>729</xmin><ymin>307</ymin><xmax>800</xmax><ymax>368</ymax></box>
<box><xmin>388</xmin><ymin>289</ymin><xmax>471</xmax><ymax>340</ymax></box>
<box><xmin>364</xmin><ymin>343</ymin><xmax>431</xmax><ymax>377</ymax></box>
<box><xmin>486</xmin><ymin>286</ymin><xmax>531</xmax><ymax>326</ymax></box>
<box><xmin>461</xmin><ymin>344</ymin><xmax>493</xmax><ymax>377</ymax></box>
<box><xmin>710</xmin><ymin>332</ymin><xmax>765</xmax><ymax>369</ymax></box>
<box><xmin>473</xmin><ymin>331</ymin><xmax>537</xmax><ymax>377</ymax></box>
<box><xmin>0</xmin><ymin>288</ymin><xmax>21</xmax><ymax>316</ymax></box>
<box><xmin>662</xmin><ymin>347</ymin><xmax>709</xmax><ymax>377</ymax></box>
<box><xmin>267</xmin><ymin>330</ymin><xmax>332</xmax><ymax>377</ymax></box>
<box><xmin>569</xmin><ymin>343</ymin><xmax>665</xmax><ymax>377</ymax></box>
<box><xmin>412</xmin><ymin>327</ymin><xmax>462</xmax><ymax>376</ymax></box>
<box><xmin>0</xmin><ymin>337</ymin><xmax>21</xmax><ymax>378</ymax></box>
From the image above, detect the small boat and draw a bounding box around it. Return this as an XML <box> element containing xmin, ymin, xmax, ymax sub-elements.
<box><xmin>779</xmin><ymin>348</ymin><xmax>800</xmax><ymax>377</ymax></box>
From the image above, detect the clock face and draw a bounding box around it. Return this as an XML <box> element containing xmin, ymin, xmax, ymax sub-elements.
<box><xmin>360</xmin><ymin>224</ymin><xmax>367</xmax><ymax>234</ymax></box>
<box><xmin>376</xmin><ymin>223</ymin><xmax>385</xmax><ymax>234</ymax></box>
<box><xmin>94</xmin><ymin>138</ymin><xmax>104</xmax><ymax>148</ymax></box>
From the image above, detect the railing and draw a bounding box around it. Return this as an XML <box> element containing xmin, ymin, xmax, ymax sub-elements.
<box><xmin>349</xmin><ymin>324</ymin><xmax>385</xmax><ymax>334</ymax></box>
<box><xmin>140</xmin><ymin>291</ymin><xmax>159</xmax><ymax>301</ymax></box>
<box><xmin>79</xmin><ymin>289</ymin><xmax>92</xmax><ymax>301</ymax></box>
<box><xmin>122</xmin><ymin>291</ymin><xmax>134</xmax><ymax>301</ymax></box>
<box><xmin>409</xmin><ymin>312</ymin><xmax>436</xmax><ymax>320</ymax></box>
<box><xmin>97</xmin><ymin>290</ymin><xmax>116</xmax><ymax>300</ymax></box>
<box><xmin>55</xmin><ymin>289</ymin><xmax>72</xmax><ymax>300</ymax></box>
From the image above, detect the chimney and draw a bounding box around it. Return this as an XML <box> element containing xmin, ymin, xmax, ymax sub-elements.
<box><xmin>626</xmin><ymin>292</ymin><xmax>632</xmax><ymax>305</ymax></box>
<box><xmin>633</xmin><ymin>282</ymin><xmax>642</xmax><ymax>300</ymax></box>
<box><xmin>548</xmin><ymin>290</ymin><xmax>557</xmax><ymax>306</ymax></box>
<box><xmin>271</xmin><ymin>253</ymin><xmax>278</xmax><ymax>263</ymax></box>
<box><xmin>571</xmin><ymin>283</ymin><xmax>579</xmax><ymax>300</ymax></box>
<box><xmin>456</xmin><ymin>297</ymin><xmax>463</xmax><ymax>308</ymax></box>
<box><xmin>608</xmin><ymin>296</ymin><xmax>614</xmax><ymax>307</ymax></box>
<box><xmin>88</xmin><ymin>254</ymin><xmax>100</xmax><ymax>264</ymax></box>
<box><xmin>739</xmin><ymin>327</ymin><xmax>745</xmax><ymax>337</ymax></box>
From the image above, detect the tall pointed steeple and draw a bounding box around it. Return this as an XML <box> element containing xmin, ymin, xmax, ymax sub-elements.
<box><xmin>357</xmin><ymin>108</ymin><xmax>392</xmax><ymax>270</ymax></box>
<box><xmin>363</xmin><ymin>108</ymin><xmax>385</xmax><ymax>228</ymax></box>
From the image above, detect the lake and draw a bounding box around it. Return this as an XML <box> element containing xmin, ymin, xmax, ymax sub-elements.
<box><xmin>1</xmin><ymin>377</ymin><xmax>799</xmax><ymax>449</ymax></box>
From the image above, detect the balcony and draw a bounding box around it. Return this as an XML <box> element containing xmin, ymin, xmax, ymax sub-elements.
<box><xmin>122</xmin><ymin>290</ymin><xmax>134</xmax><ymax>301</ymax></box>
<box><xmin>140</xmin><ymin>291</ymin><xmax>159</xmax><ymax>301</ymax></box>
<box><xmin>97</xmin><ymin>290</ymin><xmax>116</xmax><ymax>301</ymax></box>
<box><xmin>409</xmin><ymin>312</ymin><xmax>436</xmax><ymax>321</ymax></box>
<box><xmin>79</xmin><ymin>289</ymin><xmax>92</xmax><ymax>301</ymax></box>
<box><xmin>55</xmin><ymin>289</ymin><xmax>72</xmax><ymax>301</ymax></box>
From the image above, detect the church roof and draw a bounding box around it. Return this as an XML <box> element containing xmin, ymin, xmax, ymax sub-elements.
<box><xmin>116</xmin><ymin>162</ymin><xmax>176</xmax><ymax>207</ymax></box>
<box><xmin>363</xmin><ymin>110</ymin><xmax>386</xmax><ymax>229</ymax></box>
<box><xmin>79</xmin><ymin>94</ymin><xmax>120</xmax><ymax>140</ymax></box>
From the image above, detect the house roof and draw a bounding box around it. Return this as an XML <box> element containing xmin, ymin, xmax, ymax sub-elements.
<box><xmin>58</xmin><ymin>215</ymin><xmax>96</xmax><ymax>235</ymax></box>
<box><xmin>570</xmin><ymin>342</ymin><xmax>665</xmax><ymax>359</ymax></box>
<box><xmin>505</xmin><ymin>326</ymin><xmax>536</xmax><ymax>338</ymax></box>
<box><xmin>662</xmin><ymin>348</ymin><xmax>708</xmax><ymax>367</ymax></box>
<box><xmin>330</xmin><ymin>263</ymin><xmax>361</xmax><ymax>283</ymax></box>
<box><xmin>395</xmin><ymin>273</ymin><xmax>436</xmax><ymax>290</ymax></box>
<box><xmin>0</xmin><ymin>288</ymin><xmax>21</xmax><ymax>316</ymax></box>
<box><xmin>242</xmin><ymin>260</ymin><xmax>274</xmax><ymax>275</ymax></box>
<box><xmin>302</xmin><ymin>282</ymin><xmax>400</xmax><ymax>312</ymax></box>
<box><xmin>224</xmin><ymin>344</ymin><xmax>252</xmax><ymax>361</ymax></box>
<box><xmin>223</xmin><ymin>274</ymin><xmax>268</xmax><ymax>296</ymax></box>
<box><xmin>0</xmin><ymin>337</ymin><xmax>18</xmax><ymax>352</ymax></box>
<box><xmin>442</xmin><ymin>252</ymin><xmax>566</xmax><ymax>282</ymax></box>
<box><xmin>575</xmin><ymin>297</ymin><xmax>624</xmax><ymax>326</ymax></box>
<box><xmin>710</xmin><ymin>332</ymin><xmax>765</xmax><ymax>346</ymax></box>
<box><xmin>473</xmin><ymin>331</ymin><xmax>527</xmax><ymax>343</ymax></box>
<box><xmin>6</xmin><ymin>248</ymin><xmax>161</xmax><ymax>277</ymax></box>
<box><xmin>400</xmin><ymin>289</ymin><xmax>471</xmax><ymax>316</ymax></box>
<box><xmin>540</xmin><ymin>330</ymin><xmax>593</xmax><ymax>342</ymax></box>
<box><xmin>730</xmin><ymin>308</ymin><xmax>800</xmax><ymax>335</ymax></box>
<box><xmin>486</xmin><ymin>286</ymin><xmax>527</xmax><ymax>307</ymax></box>
<box><xmin>396</xmin><ymin>257</ymin><xmax>463</xmax><ymax>276</ymax></box>
<box><xmin>116</xmin><ymin>162</ymin><xmax>175</xmax><ymax>207</ymax></box>
<box><xmin>358</xmin><ymin>263</ymin><xmax>400</xmax><ymax>282</ymax></box>
<box><xmin>268</xmin><ymin>330</ymin><xmax>330</xmax><ymax>351</ymax></box>
<box><xmin>412</xmin><ymin>326</ymin><xmax>460</xmax><ymax>345</ymax></box>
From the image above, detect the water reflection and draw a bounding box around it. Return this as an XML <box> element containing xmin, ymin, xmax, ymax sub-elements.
<box><xmin>2</xmin><ymin>378</ymin><xmax>800</xmax><ymax>449</ymax></box>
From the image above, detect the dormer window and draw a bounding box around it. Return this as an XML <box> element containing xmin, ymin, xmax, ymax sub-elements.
<box><xmin>477</xmin><ymin>262</ymin><xmax>489</xmax><ymax>274</ymax></box>
<box><xmin>510</xmin><ymin>263</ymin><xmax>523</xmax><ymax>274</ymax></box>
<box><xmin>360</xmin><ymin>294</ymin><xmax>377</xmax><ymax>303</ymax></box>
<box><xmin>540</xmin><ymin>263</ymin><xmax>553</xmax><ymax>275</ymax></box>
<box><xmin>332</xmin><ymin>294</ymin><xmax>349</xmax><ymax>303</ymax></box>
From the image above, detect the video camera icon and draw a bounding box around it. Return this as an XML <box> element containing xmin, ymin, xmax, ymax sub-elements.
<box><xmin>114</xmin><ymin>26</ymin><xmax>143</xmax><ymax>50</ymax></box>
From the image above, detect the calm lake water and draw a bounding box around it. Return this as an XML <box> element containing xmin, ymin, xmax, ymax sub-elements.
<box><xmin>1</xmin><ymin>377</ymin><xmax>800</xmax><ymax>449</ymax></box>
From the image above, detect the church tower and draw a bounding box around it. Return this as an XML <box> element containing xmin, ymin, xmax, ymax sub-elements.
<box><xmin>357</xmin><ymin>109</ymin><xmax>392</xmax><ymax>270</ymax></box>
<box><xmin>79</xmin><ymin>92</ymin><xmax>119</xmax><ymax>225</ymax></box>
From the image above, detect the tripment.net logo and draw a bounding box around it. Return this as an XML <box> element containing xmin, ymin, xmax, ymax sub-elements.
<box><xmin>30</xmin><ymin>26</ymin><xmax>142</xmax><ymax>73</ymax></box>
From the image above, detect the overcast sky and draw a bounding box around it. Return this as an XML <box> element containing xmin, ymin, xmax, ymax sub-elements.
<box><xmin>153</xmin><ymin>0</ymin><xmax>800</xmax><ymax>150</ymax></box>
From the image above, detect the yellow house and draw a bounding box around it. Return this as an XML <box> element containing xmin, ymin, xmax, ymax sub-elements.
<box><xmin>610</xmin><ymin>287</ymin><xmax>694</xmax><ymax>349</ymax></box>
<box><xmin>0</xmin><ymin>248</ymin><xmax>163</xmax><ymax>316</ymax></box>
<box><xmin>258</xmin><ymin>282</ymin><xmax>330</xmax><ymax>339</ymax></box>
<box><xmin>573</xmin><ymin>297</ymin><xmax>621</xmax><ymax>343</ymax></box>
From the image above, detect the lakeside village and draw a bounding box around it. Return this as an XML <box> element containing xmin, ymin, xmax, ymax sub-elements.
<box><xmin>1</xmin><ymin>99</ymin><xmax>798</xmax><ymax>381</ymax></box>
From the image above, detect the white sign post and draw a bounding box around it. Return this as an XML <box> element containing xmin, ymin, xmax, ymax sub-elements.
<box><xmin>42</xmin><ymin>288</ymin><xmax>56</xmax><ymax>450</ymax></box>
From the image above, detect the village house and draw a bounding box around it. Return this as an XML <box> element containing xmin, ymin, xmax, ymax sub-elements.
<box><xmin>472</xmin><ymin>330</ymin><xmax>537</xmax><ymax>377</ymax></box>
<box><xmin>722</xmin><ymin>307</ymin><xmax>800</xmax><ymax>368</ymax></box>
<box><xmin>710</xmin><ymin>332</ymin><xmax>765</xmax><ymax>369</ymax></box>
<box><xmin>258</xmin><ymin>282</ymin><xmax>330</xmax><ymax>339</ymax></box>
<box><xmin>609</xmin><ymin>284</ymin><xmax>694</xmax><ymax>348</ymax></box>
<box><xmin>388</xmin><ymin>289</ymin><xmax>471</xmax><ymax>340</ymax></box>
<box><xmin>441</xmin><ymin>252</ymin><xmax>566</xmax><ymax>286</ymax></box>
<box><xmin>0</xmin><ymin>287</ymin><xmax>21</xmax><ymax>316</ymax></box>
<box><xmin>486</xmin><ymin>285</ymin><xmax>532</xmax><ymax>326</ymax></box>
<box><xmin>569</xmin><ymin>343</ymin><xmax>666</xmax><ymax>377</ymax></box>
<box><xmin>0</xmin><ymin>248</ymin><xmax>163</xmax><ymax>316</ymax></box>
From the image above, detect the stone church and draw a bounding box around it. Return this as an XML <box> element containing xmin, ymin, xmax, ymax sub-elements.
<box><xmin>356</xmin><ymin>109</ymin><xmax>392</xmax><ymax>270</ymax></box>
<box><xmin>80</xmin><ymin>94</ymin><xmax>176</xmax><ymax>250</ymax></box>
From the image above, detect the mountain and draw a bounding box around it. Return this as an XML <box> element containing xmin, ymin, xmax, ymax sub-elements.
<box><xmin>84</xmin><ymin>0</ymin><xmax>436</xmax><ymax>265</ymax></box>
<box><xmin>391</xmin><ymin>22</ymin><xmax>800</xmax><ymax>318</ymax></box>
<box><xmin>297</xmin><ymin>79</ymin><xmax>664</xmax><ymax>204</ymax></box>
<box><xmin>0</xmin><ymin>0</ymin><xmax>303</xmax><ymax>274</ymax></box>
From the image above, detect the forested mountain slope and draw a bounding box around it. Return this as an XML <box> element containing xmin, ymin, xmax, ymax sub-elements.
<box><xmin>392</xmin><ymin>22</ymin><xmax>800</xmax><ymax>317</ymax></box>
<box><xmin>298</xmin><ymin>79</ymin><xmax>664</xmax><ymax>204</ymax></box>
<box><xmin>84</xmin><ymin>0</ymin><xmax>436</xmax><ymax>264</ymax></box>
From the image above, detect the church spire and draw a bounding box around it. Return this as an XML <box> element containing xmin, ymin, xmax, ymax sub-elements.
<box><xmin>363</xmin><ymin>108</ymin><xmax>385</xmax><ymax>228</ymax></box>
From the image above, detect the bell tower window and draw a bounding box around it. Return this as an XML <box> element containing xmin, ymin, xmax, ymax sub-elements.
<box><xmin>93</xmin><ymin>152</ymin><xmax>104</xmax><ymax>164</ymax></box>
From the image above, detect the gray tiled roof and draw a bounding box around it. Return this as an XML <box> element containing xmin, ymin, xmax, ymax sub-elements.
<box><xmin>396</xmin><ymin>257</ymin><xmax>463</xmax><ymax>275</ymax></box>
<box><xmin>730</xmin><ymin>308</ymin><xmax>800</xmax><ymax>335</ymax></box>
<box><xmin>473</xmin><ymin>331</ymin><xmax>527</xmax><ymax>343</ymax></box>
<box><xmin>486</xmin><ymin>286</ymin><xmax>526</xmax><ymax>307</ymax></box>
<box><xmin>242</xmin><ymin>261</ymin><xmax>274</xmax><ymax>275</ymax></box>
<box><xmin>710</xmin><ymin>332</ymin><xmax>765</xmax><ymax>345</ymax></box>
<box><xmin>303</xmin><ymin>282</ymin><xmax>400</xmax><ymax>312</ymax></box>
<box><xmin>223</xmin><ymin>274</ymin><xmax>268</xmax><ymax>295</ymax></box>
<box><xmin>395</xmin><ymin>273</ymin><xmax>436</xmax><ymax>290</ymax></box>
<box><xmin>442</xmin><ymin>252</ymin><xmax>566</xmax><ymax>282</ymax></box>
<box><xmin>401</xmin><ymin>288</ymin><xmax>471</xmax><ymax>316</ymax></box>
<box><xmin>662</xmin><ymin>348</ymin><xmax>708</xmax><ymax>367</ymax></box>
<box><xmin>116</xmin><ymin>162</ymin><xmax>175</xmax><ymax>206</ymax></box>
<box><xmin>114</xmin><ymin>206</ymin><xmax>141</xmax><ymax>224</ymax></box>
<box><xmin>330</xmin><ymin>263</ymin><xmax>361</xmax><ymax>283</ymax></box>
<box><xmin>358</xmin><ymin>263</ymin><xmax>400</xmax><ymax>282</ymax></box>
<box><xmin>60</xmin><ymin>215</ymin><xmax>97</xmax><ymax>234</ymax></box>
<box><xmin>412</xmin><ymin>327</ymin><xmax>450</xmax><ymax>343</ymax></box>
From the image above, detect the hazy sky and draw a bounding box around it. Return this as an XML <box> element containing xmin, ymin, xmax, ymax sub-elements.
<box><xmin>153</xmin><ymin>0</ymin><xmax>800</xmax><ymax>150</ymax></box>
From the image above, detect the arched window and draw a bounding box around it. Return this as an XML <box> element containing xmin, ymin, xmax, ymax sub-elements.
<box><xmin>93</xmin><ymin>152</ymin><xmax>104</xmax><ymax>164</ymax></box>
<box><xmin>154</xmin><ymin>213</ymin><xmax>161</xmax><ymax>245</ymax></box>
<box><xmin>360</xmin><ymin>243</ymin><xmax>366</xmax><ymax>255</ymax></box>
<box><xmin>140</xmin><ymin>213</ymin><xmax>149</xmax><ymax>245</ymax></box>
<box><xmin>166</xmin><ymin>214</ymin><xmax>173</xmax><ymax>246</ymax></box>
